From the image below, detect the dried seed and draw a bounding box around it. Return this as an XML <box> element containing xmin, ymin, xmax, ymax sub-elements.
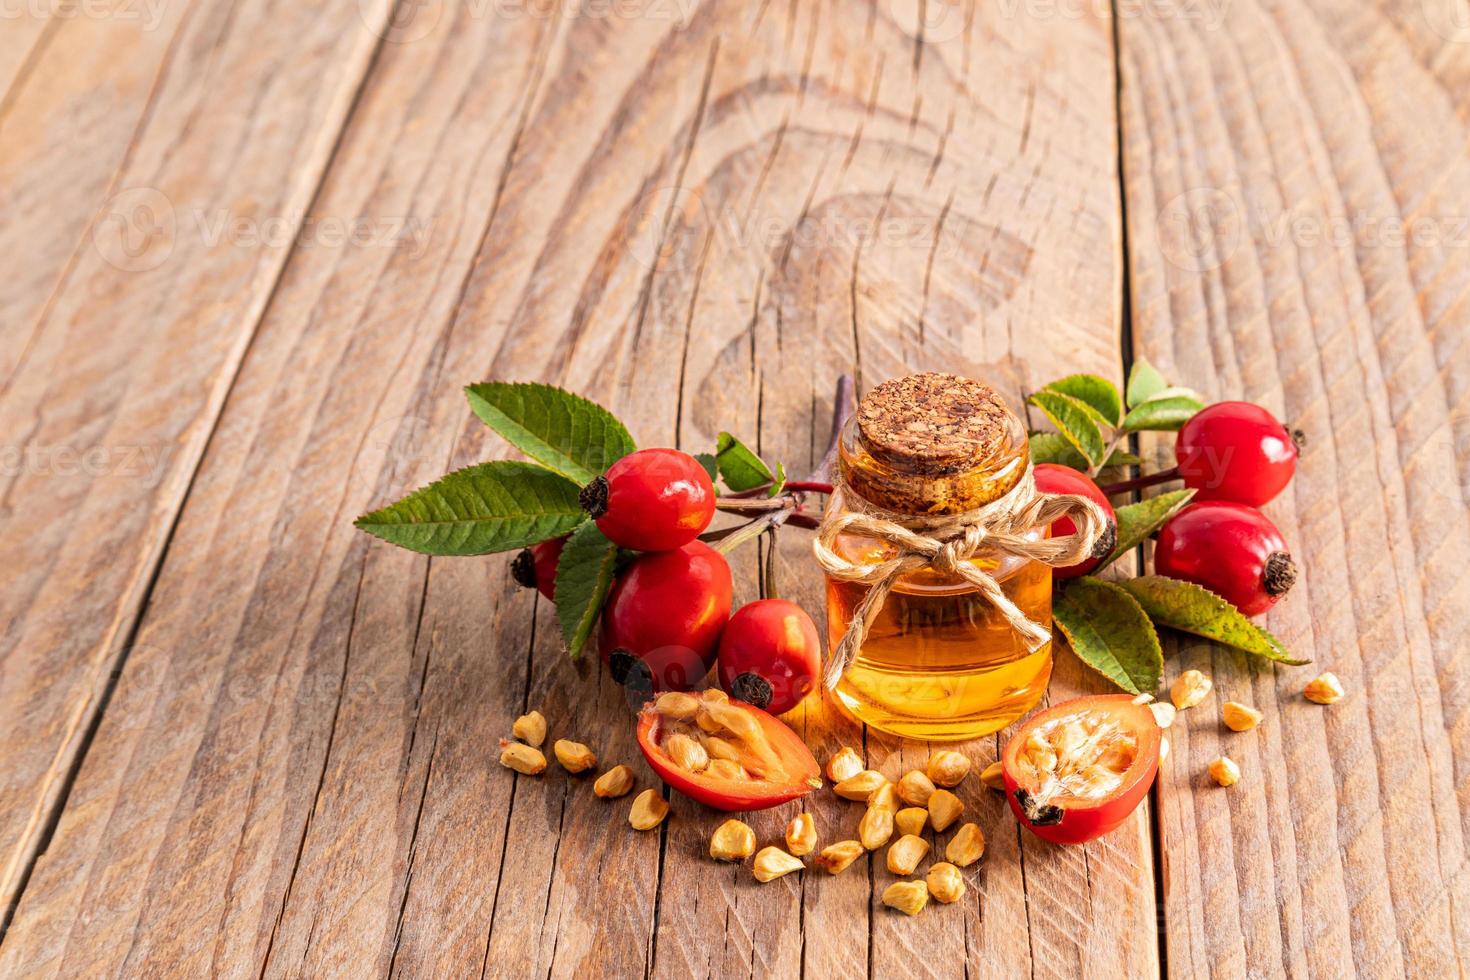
<box><xmin>665</xmin><ymin>733</ymin><xmax>709</xmax><ymax>772</ymax></box>
<box><xmin>1304</xmin><ymin>672</ymin><xmax>1345</xmax><ymax>705</ymax></box>
<box><xmin>882</xmin><ymin>880</ymin><xmax>928</xmax><ymax>916</ymax></box>
<box><xmin>629</xmin><ymin>789</ymin><xmax>669</xmax><ymax>830</ymax></box>
<box><xmin>512</xmin><ymin>710</ymin><xmax>547</xmax><ymax>747</ymax></box>
<box><xmin>701</xmin><ymin>688</ymin><xmax>729</xmax><ymax>703</ymax></box>
<box><xmin>701</xmin><ymin>735</ymin><xmax>742</xmax><ymax>762</ymax></box>
<box><xmin>927</xmin><ymin>789</ymin><xmax>963</xmax><ymax>832</ymax></box>
<box><xmin>499</xmin><ymin>741</ymin><xmax>547</xmax><ymax>775</ymax></box>
<box><xmin>834</xmin><ymin>770</ymin><xmax>887</xmax><ymax>801</ymax></box>
<box><xmin>706</xmin><ymin>759</ymin><xmax>747</xmax><ymax>781</ymax></box>
<box><xmin>752</xmin><ymin>846</ymin><xmax>803</xmax><ymax>882</ymax></box>
<box><xmin>553</xmin><ymin>739</ymin><xmax>597</xmax><ymax>774</ymax></box>
<box><xmin>1222</xmin><ymin>701</ymin><xmax>1263</xmax><ymax>732</ymax></box>
<box><xmin>815</xmin><ymin>840</ymin><xmax>864</xmax><ymax>875</ymax></box>
<box><xmin>1209</xmin><ymin>756</ymin><xmax>1240</xmax><ymax>787</ymax></box>
<box><xmin>1150</xmin><ymin>702</ymin><xmax>1177</xmax><ymax>729</ymax></box>
<box><xmin>945</xmin><ymin>823</ymin><xmax>985</xmax><ymax>867</ymax></box>
<box><xmin>1159</xmin><ymin>737</ymin><xmax>1170</xmax><ymax>762</ymax></box>
<box><xmin>710</xmin><ymin>819</ymin><xmax>756</xmax><ymax>861</ymax></box>
<box><xmin>695</xmin><ymin>708</ymin><xmax>722</xmax><ymax>734</ymax></box>
<box><xmin>897</xmin><ymin>770</ymin><xmax>936</xmax><ymax>807</ymax></box>
<box><xmin>886</xmin><ymin>834</ymin><xmax>930</xmax><ymax>876</ymax></box>
<box><xmin>1171</xmin><ymin>669</ymin><xmax>1212</xmax><ymax>710</ymax></box>
<box><xmin>826</xmin><ymin>746</ymin><xmax>864</xmax><ymax>783</ymax></box>
<box><xmin>859</xmin><ymin>806</ymin><xmax>895</xmax><ymax>851</ymax></box>
<box><xmin>980</xmin><ymin>761</ymin><xmax>1006</xmax><ymax>791</ymax></box>
<box><xmin>786</xmin><ymin>813</ymin><xmax>817</xmax><ymax>857</ymax></box>
<box><xmin>894</xmin><ymin>807</ymin><xmax>929</xmax><ymax>838</ymax></box>
<box><xmin>654</xmin><ymin>692</ymin><xmax>701</xmax><ymax>720</ymax></box>
<box><xmin>867</xmin><ymin>782</ymin><xmax>900</xmax><ymax>812</ymax></box>
<box><xmin>926</xmin><ymin>750</ymin><xmax>971</xmax><ymax>788</ymax></box>
<box><xmin>1022</xmin><ymin>731</ymin><xmax>1058</xmax><ymax>772</ymax></box>
<box><xmin>926</xmin><ymin>862</ymin><xmax>966</xmax><ymax>904</ymax></box>
<box><xmin>593</xmin><ymin>764</ymin><xmax>634</xmax><ymax>798</ymax></box>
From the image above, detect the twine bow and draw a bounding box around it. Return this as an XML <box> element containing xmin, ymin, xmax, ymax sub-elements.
<box><xmin>812</xmin><ymin>465</ymin><xmax>1109</xmax><ymax>689</ymax></box>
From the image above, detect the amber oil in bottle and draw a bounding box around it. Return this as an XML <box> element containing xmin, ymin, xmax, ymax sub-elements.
<box><xmin>825</xmin><ymin>374</ymin><xmax>1051</xmax><ymax>740</ymax></box>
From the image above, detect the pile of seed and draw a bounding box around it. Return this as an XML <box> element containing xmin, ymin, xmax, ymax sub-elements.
<box><xmin>716</xmin><ymin>747</ymin><xmax>990</xmax><ymax>916</ymax></box>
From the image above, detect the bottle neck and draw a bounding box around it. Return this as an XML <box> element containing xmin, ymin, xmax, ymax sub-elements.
<box><xmin>837</xmin><ymin>414</ymin><xmax>1029</xmax><ymax>516</ymax></box>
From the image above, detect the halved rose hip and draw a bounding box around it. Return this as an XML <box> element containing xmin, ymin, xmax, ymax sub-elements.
<box><xmin>1001</xmin><ymin>694</ymin><xmax>1161</xmax><ymax>844</ymax></box>
<box><xmin>636</xmin><ymin>690</ymin><xmax>822</xmax><ymax>811</ymax></box>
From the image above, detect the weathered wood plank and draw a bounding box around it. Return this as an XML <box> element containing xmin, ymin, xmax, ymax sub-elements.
<box><xmin>1119</xmin><ymin>1</ymin><xmax>1470</xmax><ymax>976</ymax></box>
<box><xmin>3</xmin><ymin>2</ymin><xmax>1142</xmax><ymax>978</ymax></box>
<box><xmin>0</xmin><ymin>0</ymin><xmax>392</xmax><ymax>927</ymax></box>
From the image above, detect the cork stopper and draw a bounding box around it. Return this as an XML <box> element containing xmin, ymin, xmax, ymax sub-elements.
<box><xmin>856</xmin><ymin>374</ymin><xmax>1010</xmax><ymax>475</ymax></box>
<box><xmin>843</xmin><ymin>373</ymin><xmax>1027</xmax><ymax>514</ymax></box>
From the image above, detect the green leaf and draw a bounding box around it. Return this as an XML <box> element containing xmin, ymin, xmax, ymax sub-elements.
<box><xmin>1053</xmin><ymin>578</ymin><xmax>1164</xmax><ymax>694</ymax></box>
<box><xmin>1121</xmin><ymin>395</ymin><xmax>1205</xmax><ymax>433</ymax></box>
<box><xmin>1097</xmin><ymin>489</ymin><xmax>1196</xmax><ymax>571</ymax></box>
<box><xmin>1042</xmin><ymin>374</ymin><xmax>1123</xmax><ymax>427</ymax></box>
<box><xmin>1126</xmin><ymin>358</ymin><xmax>1168</xmax><ymax>408</ymax></box>
<box><xmin>1029</xmin><ymin>433</ymin><xmax>1137</xmax><ymax>471</ymax></box>
<box><xmin>694</xmin><ymin>452</ymin><xmax>718</xmax><ymax>483</ymax></box>
<box><xmin>1140</xmin><ymin>385</ymin><xmax>1204</xmax><ymax>405</ymax></box>
<box><xmin>553</xmin><ymin>521</ymin><xmax>619</xmax><ymax>658</ymax></box>
<box><xmin>1030</xmin><ymin>432</ymin><xmax>1087</xmax><ymax>469</ymax></box>
<box><xmin>1120</xmin><ymin>576</ymin><xmax>1309</xmax><ymax>665</ymax></box>
<box><xmin>355</xmin><ymin>461</ymin><xmax>585</xmax><ymax>556</ymax></box>
<box><xmin>766</xmin><ymin>461</ymin><xmax>787</xmax><ymax>497</ymax></box>
<box><xmin>1027</xmin><ymin>391</ymin><xmax>1106</xmax><ymax>466</ymax></box>
<box><xmin>715</xmin><ymin>432</ymin><xmax>777</xmax><ymax>492</ymax></box>
<box><xmin>464</xmin><ymin>381</ymin><xmax>636</xmax><ymax>484</ymax></box>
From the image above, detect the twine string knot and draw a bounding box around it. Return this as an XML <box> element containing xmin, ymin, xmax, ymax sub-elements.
<box><xmin>811</xmin><ymin>465</ymin><xmax>1109</xmax><ymax>689</ymax></box>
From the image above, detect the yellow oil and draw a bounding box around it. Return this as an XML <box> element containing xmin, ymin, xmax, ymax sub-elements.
<box><xmin>826</xmin><ymin>533</ymin><xmax>1052</xmax><ymax>740</ymax></box>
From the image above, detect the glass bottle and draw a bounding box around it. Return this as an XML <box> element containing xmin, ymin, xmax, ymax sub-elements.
<box><xmin>824</xmin><ymin>373</ymin><xmax>1051</xmax><ymax>741</ymax></box>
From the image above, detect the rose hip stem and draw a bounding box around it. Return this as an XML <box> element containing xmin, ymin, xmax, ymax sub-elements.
<box><xmin>1100</xmin><ymin>466</ymin><xmax>1181</xmax><ymax>497</ymax></box>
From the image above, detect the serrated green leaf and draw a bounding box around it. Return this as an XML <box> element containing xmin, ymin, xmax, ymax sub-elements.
<box><xmin>694</xmin><ymin>452</ymin><xmax>718</xmax><ymax>483</ymax></box>
<box><xmin>766</xmin><ymin>461</ymin><xmax>787</xmax><ymax>497</ymax></box>
<box><xmin>1027</xmin><ymin>391</ymin><xmax>1106</xmax><ymax>466</ymax></box>
<box><xmin>1126</xmin><ymin>358</ymin><xmax>1168</xmax><ymax>408</ymax></box>
<box><xmin>553</xmin><ymin>521</ymin><xmax>619</xmax><ymax>658</ymax></box>
<box><xmin>715</xmin><ymin>432</ymin><xmax>777</xmax><ymax>492</ymax></box>
<box><xmin>1121</xmin><ymin>396</ymin><xmax>1205</xmax><ymax>433</ymax></box>
<box><xmin>355</xmin><ymin>461</ymin><xmax>585</xmax><ymax>556</ymax></box>
<box><xmin>1030</xmin><ymin>432</ymin><xmax>1088</xmax><ymax>469</ymax></box>
<box><xmin>1053</xmin><ymin>578</ymin><xmax>1163</xmax><ymax>694</ymax></box>
<box><xmin>1120</xmin><ymin>576</ymin><xmax>1309</xmax><ymax>665</ymax></box>
<box><xmin>1042</xmin><ymin>374</ymin><xmax>1124</xmax><ymax>427</ymax></box>
<box><xmin>1140</xmin><ymin>385</ymin><xmax>1204</xmax><ymax>405</ymax></box>
<box><xmin>1030</xmin><ymin>433</ymin><xmax>1138</xmax><ymax>471</ymax></box>
<box><xmin>1097</xmin><ymin>489</ymin><xmax>1196</xmax><ymax>571</ymax></box>
<box><xmin>465</xmin><ymin>381</ymin><xmax>636</xmax><ymax>484</ymax></box>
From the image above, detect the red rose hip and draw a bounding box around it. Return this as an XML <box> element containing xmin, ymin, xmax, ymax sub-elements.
<box><xmin>1154</xmin><ymin>501</ymin><xmax>1297</xmax><ymax>616</ymax></box>
<box><xmin>716</xmin><ymin>599</ymin><xmax>822</xmax><ymax>714</ymax></box>
<box><xmin>1175</xmin><ymin>401</ymin><xmax>1301</xmax><ymax>506</ymax></box>
<box><xmin>600</xmin><ymin>540</ymin><xmax>733</xmax><ymax>692</ymax></box>
<box><xmin>510</xmin><ymin>535</ymin><xmax>567</xmax><ymax>601</ymax></box>
<box><xmin>1033</xmin><ymin>463</ymin><xmax>1117</xmax><ymax>579</ymax></box>
<box><xmin>580</xmin><ymin>448</ymin><xmax>716</xmax><ymax>552</ymax></box>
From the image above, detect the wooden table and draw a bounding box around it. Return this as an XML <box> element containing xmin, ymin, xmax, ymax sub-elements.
<box><xmin>2</xmin><ymin>0</ymin><xmax>1466</xmax><ymax>975</ymax></box>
